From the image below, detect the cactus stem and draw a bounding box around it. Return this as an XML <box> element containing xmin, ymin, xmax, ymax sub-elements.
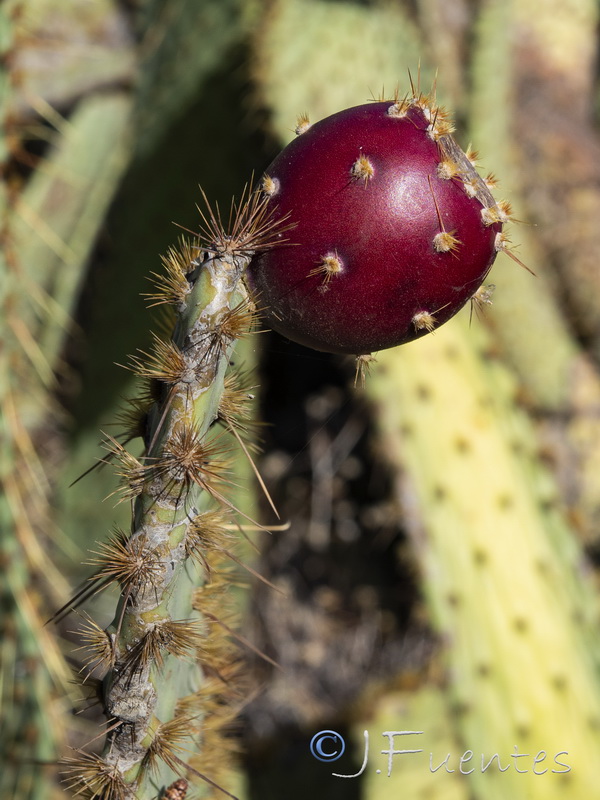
<box><xmin>59</xmin><ymin>184</ymin><xmax>294</xmax><ymax>795</ymax></box>
<box><xmin>62</xmin><ymin>526</ymin><xmax>162</xmax><ymax>631</ymax></box>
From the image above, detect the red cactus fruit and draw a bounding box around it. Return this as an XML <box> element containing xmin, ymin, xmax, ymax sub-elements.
<box><xmin>248</xmin><ymin>91</ymin><xmax>514</xmax><ymax>356</ymax></box>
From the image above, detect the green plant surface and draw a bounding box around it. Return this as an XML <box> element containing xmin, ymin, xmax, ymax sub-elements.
<box><xmin>57</xmin><ymin>44</ymin><xmax>273</xmax><ymax>592</ymax></box>
<box><xmin>132</xmin><ymin>0</ymin><xmax>247</xmax><ymax>158</ymax></box>
<box><xmin>103</xmin><ymin>254</ymin><xmax>247</xmax><ymax>795</ymax></box>
<box><xmin>9</xmin><ymin>0</ymin><xmax>135</xmax><ymax>117</ymax></box>
<box><xmin>467</xmin><ymin>0</ymin><xmax>579</xmax><ymax>410</ymax></box>
<box><xmin>467</xmin><ymin>0</ymin><xmax>600</xmax><ymax>540</ymax></box>
<box><xmin>241</xmin><ymin>5</ymin><xmax>600</xmax><ymax>799</ymax></box>
<box><xmin>367</xmin><ymin>310</ymin><xmax>600</xmax><ymax>800</ymax></box>
<box><xmin>252</xmin><ymin>0</ymin><xmax>426</xmax><ymax>145</ymax></box>
<box><xmin>356</xmin><ymin>686</ymin><xmax>471</xmax><ymax>800</ymax></box>
<box><xmin>1</xmin><ymin>5</ymin><xmax>75</xmax><ymax>798</ymax></box>
<box><xmin>8</xmin><ymin>92</ymin><xmax>132</xmax><ymax>374</ymax></box>
<box><xmin>509</xmin><ymin>0</ymin><xmax>600</xmax><ymax>360</ymax></box>
<box><xmin>1</xmin><ymin>2</ymin><xmax>268</xmax><ymax>798</ymax></box>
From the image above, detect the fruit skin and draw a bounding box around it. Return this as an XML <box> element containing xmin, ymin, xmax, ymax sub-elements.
<box><xmin>248</xmin><ymin>100</ymin><xmax>502</xmax><ymax>355</ymax></box>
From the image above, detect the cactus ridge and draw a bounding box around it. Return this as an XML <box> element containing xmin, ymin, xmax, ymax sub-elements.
<box><xmin>63</xmin><ymin>187</ymin><xmax>287</xmax><ymax>798</ymax></box>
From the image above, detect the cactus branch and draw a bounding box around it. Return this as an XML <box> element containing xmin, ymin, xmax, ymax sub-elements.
<box><xmin>65</xmin><ymin>187</ymin><xmax>288</xmax><ymax>797</ymax></box>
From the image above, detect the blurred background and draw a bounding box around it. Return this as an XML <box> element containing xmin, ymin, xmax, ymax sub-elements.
<box><xmin>3</xmin><ymin>0</ymin><xmax>600</xmax><ymax>798</ymax></box>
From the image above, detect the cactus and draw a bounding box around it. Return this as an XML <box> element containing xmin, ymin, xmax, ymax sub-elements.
<box><xmin>506</xmin><ymin>0</ymin><xmax>600</xmax><ymax>358</ymax></box>
<box><xmin>1</xmin><ymin>3</ymin><xmax>272</xmax><ymax>795</ymax></box>
<box><xmin>244</xmin><ymin>6</ymin><xmax>600</xmax><ymax>799</ymax></box>
<box><xmin>357</xmin><ymin>686</ymin><xmax>471</xmax><ymax>800</ymax></box>
<box><xmin>8</xmin><ymin>3</ymin><xmax>600</xmax><ymax>799</ymax></box>
<box><xmin>58</xmin><ymin>1</ymin><xmax>262</xmax><ymax>559</ymax></box>
<box><xmin>1</xmin><ymin>4</ymin><xmax>86</xmax><ymax>798</ymax></box>
<box><xmin>250</xmin><ymin>0</ymin><xmax>423</xmax><ymax>143</ymax></box>
<box><xmin>8</xmin><ymin>92</ymin><xmax>132</xmax><ymax>369</ymax></box>
<box><xmin>249</xmin><ymin>91</ymin><xmax>517</xmax><ymax>355</ymax></box>
<box><xmin>63</xmin><ymin>188</ymin><xmax>290</xmax><ymax>798</ymax></box>
<box><xmin>132</xmin><ymin>0</ymin><xmax>247</xmax><ymax>158</ymax></box>
<box><xmin>466</xmin><ymin>0</ymin><xmax>600</xmax><ymax>541</ymax></box>
<box><xmin>366</xmin><ymin>312</ymin><xmax>600</xmax><ymax>800</ymax></box>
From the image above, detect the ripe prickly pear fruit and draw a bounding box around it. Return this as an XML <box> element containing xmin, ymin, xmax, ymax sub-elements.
<box><xmin>248</xmin><ymin>93</ymin><xmax>511</xmax><ymax>355</ymax></box>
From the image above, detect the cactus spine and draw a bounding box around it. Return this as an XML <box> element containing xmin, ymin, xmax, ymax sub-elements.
<box><xmin>64</xmin><ymin>190</ymin><xmax>287</xmax><ymax>798</ymax></box>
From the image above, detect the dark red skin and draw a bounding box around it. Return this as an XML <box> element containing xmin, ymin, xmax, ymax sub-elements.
<box><xmin>249</xmin><ymin>102</ymin><xmax>501</xmax><ymax>355</ymax></box>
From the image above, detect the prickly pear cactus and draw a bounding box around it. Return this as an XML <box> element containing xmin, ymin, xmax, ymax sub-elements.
<box><xmin>63</xmin><ymin>189</ymin><xmax>290</xmax><ymax>798</ymax></box>
<box><xmin>367</xmin><ymin>313</ymin><xmax>600</xmax><ymax>800</ymax></box>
